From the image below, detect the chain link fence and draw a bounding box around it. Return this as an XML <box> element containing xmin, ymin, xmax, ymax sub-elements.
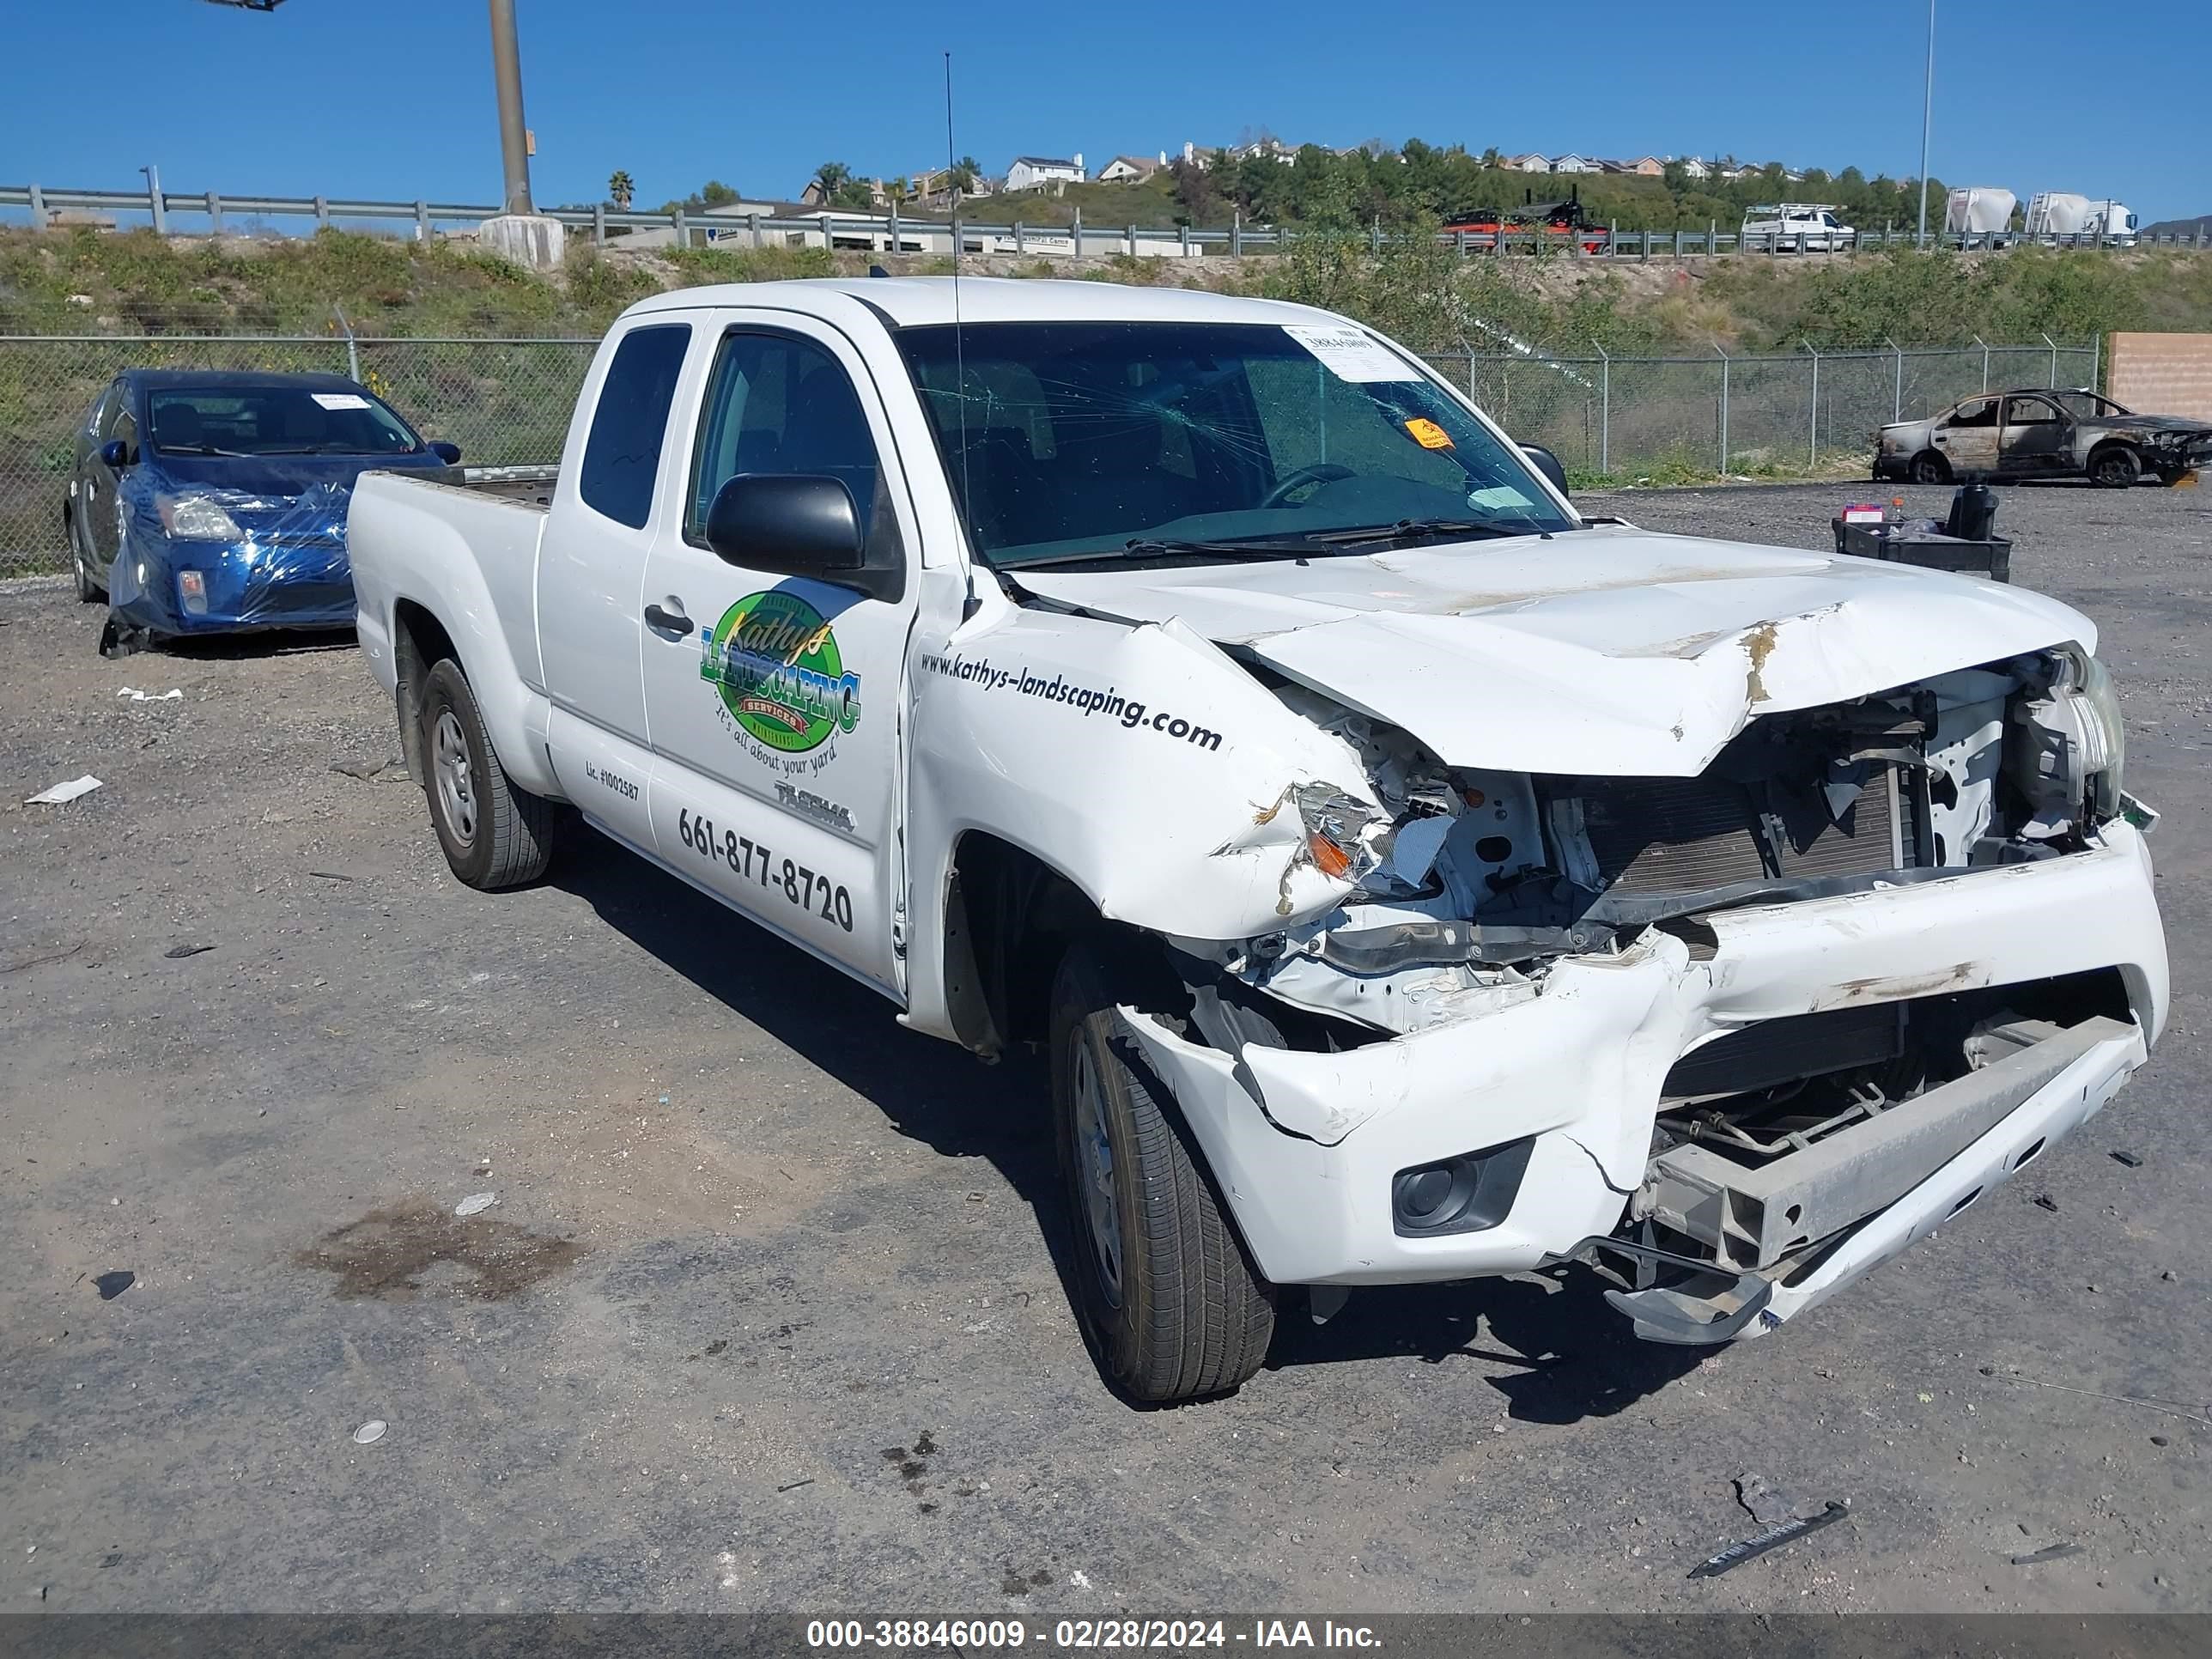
<box><xmin>3</xmin><ymin>331</ymin><xmax>2098</xmax><ymax>577</ymax></box>
<box><xmin>0</xmin><ymin>333</ymin><xmax>596</xmax><ymax>575</ymax></box>
<box><xmin>1425</xmin><ymin>342</ymin><xmax>2100</xmax><ymax>480</ymax></box>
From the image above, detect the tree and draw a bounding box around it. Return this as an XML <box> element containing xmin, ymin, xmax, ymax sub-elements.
<box><xmin>1169</xmin><ymin>156</ymin><xmax>1223</xmax><ymax>225</ymax></box>
<box><xmin>700</xmin><ymin>179</ymin><xmax>738</xmax><ymax>208</ymax></box>
<box><xmin>1479</xmin><ymin>147</ymin><xmax>1502</xmax><ymax>170</ymax></box>
<box><xmin>813</xmin><ymin>161</ymin><xmax>853</xmax><ymax>196</ymax></box>
<box><xmin>607</xmin><ymin>170</ymin><xmax>635</xmax><ymax>210</ymax></box>
<box><xmin>949</xmin><ymin>155</ymin><xmax>981</xmax><ymax>193</ymax></box>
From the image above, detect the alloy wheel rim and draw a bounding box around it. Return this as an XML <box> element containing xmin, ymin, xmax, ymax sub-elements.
<box><xmin>433</xmin><ymin>710</ymin><xmax>477</xmax><ymax>845</ymax></box>
<box><xmin>1072</xmin><ymin>1042</ymin><xmax>1124</xmax><ymax>1308</ymax></box>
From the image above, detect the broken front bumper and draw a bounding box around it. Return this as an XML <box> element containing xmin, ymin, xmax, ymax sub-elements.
<box><xmin>1593</xmin><ymin>1011</ymin><xmax>2141</xmax><ymax>1342</ymax></box>
<box><xmin>1118</xmin><ymin>823</ymin><xmax>2166</xmax><ymax>1308</ymax></box>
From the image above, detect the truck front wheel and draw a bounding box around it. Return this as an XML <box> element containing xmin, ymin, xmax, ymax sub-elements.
<box><xmin>417</xmin><ymin>658</ymin><xmax>554</xmax><ymax>890</ymax></box>
<box><xmin>1049</xmin><ymin>944</ymin><xmax>1276</xmax><ymax>1403</ymax></box>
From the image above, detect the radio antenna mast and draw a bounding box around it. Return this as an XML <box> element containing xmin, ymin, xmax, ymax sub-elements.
<box><xmin>945</xmin><ymin>51</ymin><xmax>973</xmax><ymax>540</ymax></box>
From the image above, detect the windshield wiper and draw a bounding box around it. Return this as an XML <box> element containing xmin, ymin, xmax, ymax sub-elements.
<box><xmin>257</xmin><ymin>444</ymin><xmax>356</xmax><ymax>455</ymax></box>
<box><xmin>1306</xmin><ymin>517</ymin><xmax>1528</xmax><ymax>547</ymax></box>
<box><xmin>1011</xmin><ymin>535</ymin><xmax>1334</xmax><ymax>569</ymax></box>
<box><xmin>160</xmin><ymin>442</ymin><xmax>258</xmax><ymax>459</ymax></box>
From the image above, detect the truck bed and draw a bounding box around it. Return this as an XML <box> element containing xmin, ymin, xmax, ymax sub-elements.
<box><xmin>348</xmin><ymin>466</ymin><xmax>556</xmax><ymax>716</ymax></box>
<box><xmin>452</xmin><ymin>464</ymin><xmax>560</xmax><ymax>507</ymax></box>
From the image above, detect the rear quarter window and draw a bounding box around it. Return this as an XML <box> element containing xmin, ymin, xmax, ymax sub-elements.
<box><xmin>580</xmin><ymin>325</ymin><xmax>691</xmax><ymax>529</ymax></box>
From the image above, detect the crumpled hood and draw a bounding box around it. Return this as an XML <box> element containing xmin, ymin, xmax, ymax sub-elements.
<box><xmin>2102</xmin><ymin>415</ymin><xmax>2212</xmax><ymax>439</ymax></box>
<box><xmin>1016</xmin><ymin>526</ymin><xmax>2095</xmax><ymax>776</ymax></box>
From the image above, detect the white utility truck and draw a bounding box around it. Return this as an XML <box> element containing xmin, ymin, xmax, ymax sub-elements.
<box><xmin>1738</xmin><ymin>204</ymin><xmax>1856</xmax><ymax>252</ymax></box>
<box><xmin>348</xmin><ymin>279</ymin><xmax>2166</xmax><ymax>1402</ymax></box>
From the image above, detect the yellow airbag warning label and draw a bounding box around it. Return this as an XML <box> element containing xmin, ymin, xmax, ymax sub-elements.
<box><xmin>1404</xmin><ymin>417</ymin><xmax>1454</xmax><ymax>450</ymax></box>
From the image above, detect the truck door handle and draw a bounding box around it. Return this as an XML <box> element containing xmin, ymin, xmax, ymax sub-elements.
<box><xmin>644</xmin><ymin>602</ymin><xmax>691</xmax><ymax>636</ymax></box>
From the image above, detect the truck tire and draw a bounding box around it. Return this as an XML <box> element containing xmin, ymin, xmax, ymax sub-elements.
<box><xmin>2088</xmin><ymin>444</ymin><xmax>2141</xmax><ymax>489</ymax></box>
<box><xmin>1909</xmin><ymin>451</ymin><xmax>1952</xmax><ymax>486</ymax></box>
<box><xmin>1049</xmin><ymin>943</ymin><xmax>1276</xmax><ymax>1403</ymax></box>
<box><xmin>417</xmin><ymin>657</ymin><xmax>554</xmax><ymax>890</ymax></box>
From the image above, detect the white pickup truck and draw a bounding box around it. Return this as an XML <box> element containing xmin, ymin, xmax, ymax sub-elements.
<box><xmin>349</xmin><ymin>278</ymin><xmax>2166</xmax><ymax>1402</ymax></box>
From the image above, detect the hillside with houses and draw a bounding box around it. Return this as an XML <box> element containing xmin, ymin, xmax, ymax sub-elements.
<box><xmin>628</xmin><ymin>137</ymin><xmax>1957</xmax><ymax>238</ymax></box>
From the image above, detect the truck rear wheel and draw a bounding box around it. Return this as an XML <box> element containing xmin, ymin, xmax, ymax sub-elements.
<box><xmin>417</xmin><ymin>658</ymin><xmax>554</xmax><ymax>890</ymax></box>
<box><xmin>1909</xmin><ymin>451</ymin><xmax>1952</xmax><ymax>486</ymax></box>
<box><xmin>1049</xmin><ymin>943</ymin><xmax>1276</xmax><ymax>1403</ymax></box>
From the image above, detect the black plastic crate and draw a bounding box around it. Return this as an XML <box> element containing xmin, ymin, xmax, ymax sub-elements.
<box><xmin>1832</xmin><ymin>518</ymin><xmax>2012</xmax><ymax>584</ymax></box>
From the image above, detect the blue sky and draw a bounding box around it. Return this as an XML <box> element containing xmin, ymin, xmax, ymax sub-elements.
<box><xmin>3</xmin><ymin>0</ymin><xmax>2201</xmax><ymax>223</ymax></box>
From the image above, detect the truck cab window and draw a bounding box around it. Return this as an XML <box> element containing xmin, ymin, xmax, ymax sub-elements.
<box><xmin>579</xmin><ymin>324</ymin><xmax>691</xmax><ymax>530</ymax></box>
<box><xmin>688</xmin><ymin>332</ymin><xmax>881</xmax><ymax>541</ymax></box>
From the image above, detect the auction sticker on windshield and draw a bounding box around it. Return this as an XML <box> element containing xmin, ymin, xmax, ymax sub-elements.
<box><xmin>1469</xmin><ymin>485</ymin><xmax>1534</xmax><ymax>510</ymax></box>
<box><xmin>1281</xmin><ymin>324</ymin><xmax>1418</xmax><ymax>382</ymax></box>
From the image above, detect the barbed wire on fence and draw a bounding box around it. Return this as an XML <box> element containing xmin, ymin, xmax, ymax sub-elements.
<box><xmin>0</xmin><ymin>331</ymin><xmax>2098</xmax><ymax>577</ymax></box>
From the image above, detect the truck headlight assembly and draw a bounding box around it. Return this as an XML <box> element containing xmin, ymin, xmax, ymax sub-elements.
<box><xmin>2009</xmin><ymin>648</ymin><xmax>2124</xmax><ymax>829</ymax></box>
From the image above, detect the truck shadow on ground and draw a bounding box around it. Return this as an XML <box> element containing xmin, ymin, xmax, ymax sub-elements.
<box><xmin>555</xmin><ymin>830</ymin><xmax>1699</xmax><ymax>1421</ymax></box>
<box><xmin>1266</xmin><ymin>1273</ymin><xmax>1706</xmax><ymax>1421</ymax></box>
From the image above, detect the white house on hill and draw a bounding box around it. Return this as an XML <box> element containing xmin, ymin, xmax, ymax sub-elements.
<box><xmin>1095</xmin><ymin>154</ymin><xmax>1162</xmax><ymax>185</ymax></box>
<box><xmin>1006</xmin><ymin>155</ymin><xmax>1085</xmax><ymax>191</ymax></box>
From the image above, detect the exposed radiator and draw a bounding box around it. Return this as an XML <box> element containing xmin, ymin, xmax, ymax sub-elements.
<box><xmin>1663</xmin><ymin>1002</ymin><xmax>1907</xmax><ymax>1101</ymax></box>
<box><xmin>1582</xmin><ymin>763</ymin><xmax>1905</xmax><ymax>896</ymax></box>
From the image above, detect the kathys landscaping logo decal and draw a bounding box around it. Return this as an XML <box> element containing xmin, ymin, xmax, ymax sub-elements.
<box><xmin>699</xmin><ymin>590</ymin><xmax>863</xmax><ymax>753</ymax></box>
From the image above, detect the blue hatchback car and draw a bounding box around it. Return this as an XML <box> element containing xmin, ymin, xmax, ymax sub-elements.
<box><xmin>64</xmin><ymin>370</ymin><xmax>460</xmax><ymax>651</ymax></box>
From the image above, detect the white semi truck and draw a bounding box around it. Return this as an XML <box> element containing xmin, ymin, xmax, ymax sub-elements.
<box><xmin>2025</xmin><ymin>193</ymin><xmax>2139</xmax><ymax>245</ymax></box>
<box><xmin>1945</xmin><ymin>187</ymin><xmax>2017</xmax><ymax>240</ymax></box>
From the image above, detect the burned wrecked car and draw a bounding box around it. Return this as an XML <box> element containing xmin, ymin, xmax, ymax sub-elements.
<box><xmin>1876</xmin><ymin>387</ymin><xmax>2212</xmax><ymax>488</ymax></box>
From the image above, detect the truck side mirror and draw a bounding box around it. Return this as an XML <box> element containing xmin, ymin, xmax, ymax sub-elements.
<box><xmin>100</xmin><ymin>439</ymin><xmax>132</xmax><ymax>469</ymax></box>
<box><xmin>1519</xmin><ymin>443</ymin><xmax>1570</xmax><ymax>499</ymax></box>
<box><xmin>704</xmin><ymin>473</ymin><xmax>902</xmax><ymax>602</ymax></box>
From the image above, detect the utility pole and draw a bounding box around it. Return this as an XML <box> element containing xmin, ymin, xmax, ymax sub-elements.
<box><xmin>1917</xmin><ymin>0</ymin><xmax>1935</xmax><ymax>246</ymax></box>
<box><xmin>478</xmin><ymin>0</ymin><xmax>561</xmax><ymax>264</ymax></box>
<box><xmin>489</xmin><ymin>0</ymin><xmax>536</xmax><ymax>216</ymax></box>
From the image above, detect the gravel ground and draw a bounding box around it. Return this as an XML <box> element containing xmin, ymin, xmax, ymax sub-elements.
<box><xmin>2</xmin><ymin>478</ymin><xmax>2207</xmax><ymax>1615</ymax></box>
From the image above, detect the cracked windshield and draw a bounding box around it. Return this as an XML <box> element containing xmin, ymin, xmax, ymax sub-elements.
<box><xmin>896</xmin><ymin>319</ymin><xmax>1576</xmax><ymax>568</ymax></box>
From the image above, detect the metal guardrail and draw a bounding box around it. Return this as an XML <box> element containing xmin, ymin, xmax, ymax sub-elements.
<box><xmin>4</xmin><ymin>183</ymin><xmax>2205</xmax><ymax>258</ymax></box>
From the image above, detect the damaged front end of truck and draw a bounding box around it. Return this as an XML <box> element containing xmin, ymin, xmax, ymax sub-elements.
<box><xmin>1115</xmin><ymin>623</ymin><xmax>2165</xmax><ymax>1342</ymax></box>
